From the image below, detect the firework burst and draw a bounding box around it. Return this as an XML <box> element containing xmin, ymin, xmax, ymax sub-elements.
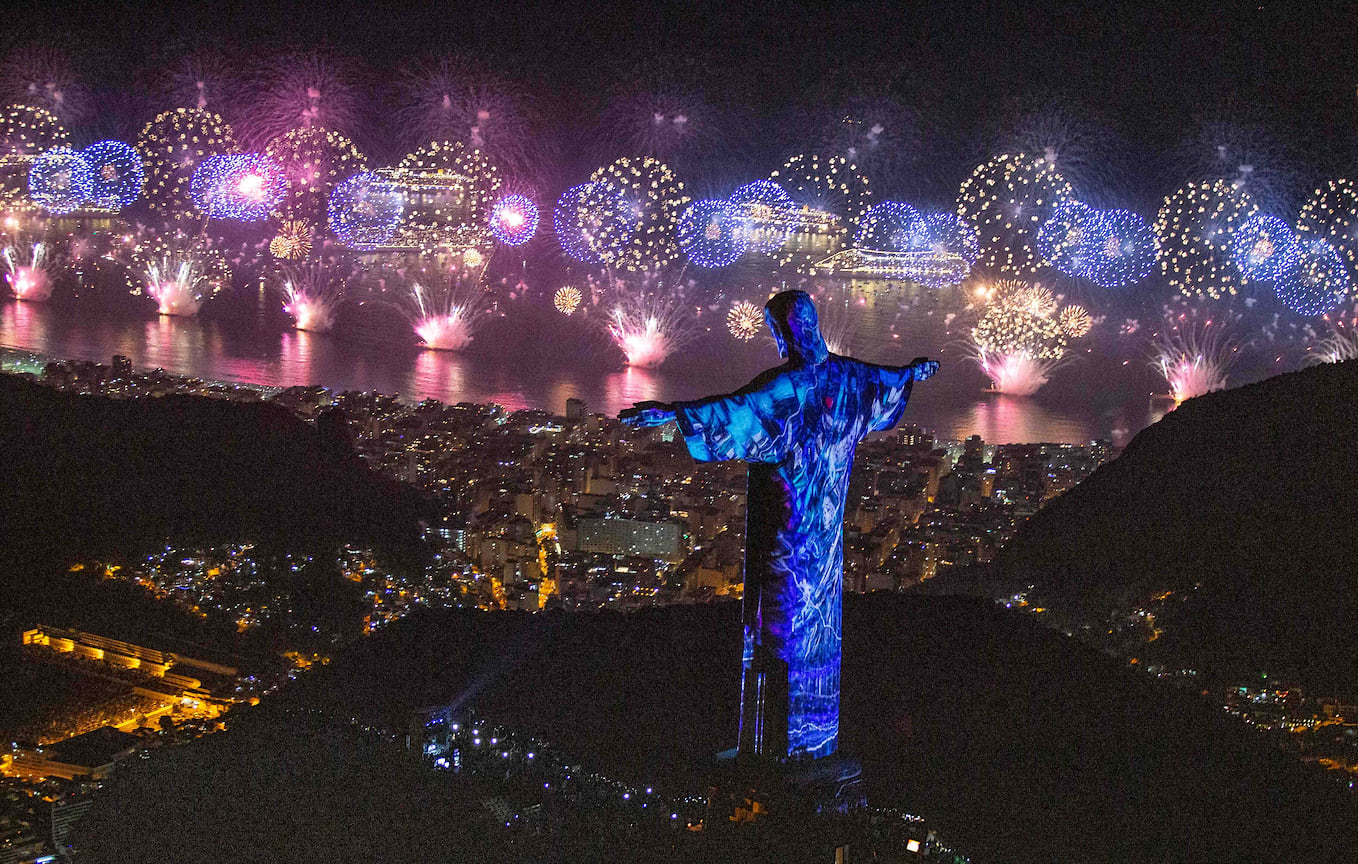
<box><xmin>1059</xmin><ymin>304</ymin><xmax>1092</xmax><ymax>337</ymax></box>
<box><xmin>771</xmin><ymin>153</ymin><xmax>871</xmax><ymax>225</ymax></box>
<box><xmin>190</xmin><ymin>153</ymin><xmax>288</xmax><ymax>221</ymax></box>
<box><xmin>969</xmin><ymin>281</ymin><xmax>1073</xmax><ymax>395</ymax></box>
<box><xmin>28</xmin><ymin>146</ymin><xmax>93</xmax><ymax>214</ymax></box>
<box><xmin>677</xmin><ymin>199</ymin><xmax>746</xmax><ymax>268</ymax></box>
<box><xmin>269</xmin><ymin>220</ymin><xmax>313</xmax><ymax>259</ymax></box>
<box><xmin>1154</xmin><ymin>179</ymin><xmax>1258</xmax><ymax>299</ymax></box>
<box><xmin>135</xmin><ymin>108</ymin><xmax>237</xmax><ymax>218</ymax></box>
<box><xmin>957</xmin><ymin>153</ymin><xmax>1074</xmax><ymax>276</ymax></box>
<box><xmin>273</xmin><ymin>258</ymin><xmax>349</xmax><ymax>332</ymax></box>
<box><xmin>554</xmin><ymin>285</ymin><xmax>583</xmax><ymax>315</ymax></box>
<box><xmin>488</xmin><ymin>194</ymin><xmax>539</xmax><ymax>246</ymax></box>
<box><xmin>1151</xmin><ymin>312</ymin><xmax>1237</xmax><ymax>403</ymax></box>
<box><xmin>1082</xmin><ymin>208</ymin><xmax>1159</xmax><ymax>288</ymax></box>
<box><xmin>0</xmin><ymin>103</ymin><xmax>68</xmax><ymax>164</ymax></box>
<box><xmin>729</xmin><ymin>180</ymin><xmax>794</xmax><ymax>255</ymax></box>
<box><xmin>583</xmin><ymin>157</ymin><xmax>689</xmax><ymax>272</ymax></box>
<box><xmin>726</xmin><ymin>300</ymin><xmax>764</xmax><ymax>340</ymax></box>
<box><xmin>1297</xmin><ymin>179</ymin><xmax>1358</xmax><ymax>277</ymax></box>
<box><xmin>2</xmin><ymin>235</ymin><xmax>55</xmax><ymax>301</ymax></box>
<box><xmin>132</xmin><ymin>230</ymin><xmax>231</xmax><ymax>316</ymax></box>
<box><xmin>266</xmin><ymin>126</ymin><xmax>367</xmax><ymax>224</ymax></box>
<box><xmin>1275</xmin><ymin>238</ymin><xmax>1351</xmax><ymax>317</ymax></box>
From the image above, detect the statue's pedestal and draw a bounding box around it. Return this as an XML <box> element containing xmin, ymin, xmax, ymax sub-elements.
<box><xmin>706</xmin><ymin>749</ymin><xmax>866</xmax><ymax>824</ymax></box>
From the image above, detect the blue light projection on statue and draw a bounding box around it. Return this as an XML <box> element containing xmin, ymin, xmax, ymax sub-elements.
<box><xmin>621</xmin><ymin>291</ymin><xmax>937</xmax><ymax>763</ymax></box>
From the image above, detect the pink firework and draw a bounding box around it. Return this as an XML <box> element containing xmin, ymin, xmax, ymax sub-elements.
<box><xmin>975</xmin><ymin>352</ymin><xmax>1061</xmax><ymax>397</ymax></box>
<box><xmin>132</xmin><ymin>230</ymin><xmax>231</xmax><ymax>317</ymax></box>
<box><xmin>2</xmin><ymin>239</ymin><xmax>54</xmax><ymax>301</ymax></box>
<box><xmin>1152</xmin><ymin>314</ymin><xmax>1237</xmax><ymax>403</ymax></box>
<box><xmin>605</xmin><ymin>292</ymin><xmax>699</xmax><ymax>368</ymax></box>
<box><xmin>405</xmin><ymin>275</ymin><xmax>492</xmax><ymax>351</ymax></box>
<box><xmin>275</xmin><ymin>259</ymin><xmax>348</xmax><ymax>332</ymax></box>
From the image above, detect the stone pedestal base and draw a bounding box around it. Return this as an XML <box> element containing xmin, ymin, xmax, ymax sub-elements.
<box><xmin>706</xmin><ymin>749</ymin><xmax>867</xmax><ymax>824</ymax></box>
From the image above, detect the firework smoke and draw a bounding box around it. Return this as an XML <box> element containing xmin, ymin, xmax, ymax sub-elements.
<box><xmin>396</xmin><ymin>56</ymin><xmax>538</xmax><ymax>174</ymax></box>
<box><xmin>246</xmin><ymin>51</ymin><xmax>361</xmax><ymax>146</ymax></box>
<box><xmin>1</xmin><ymin>44</ymin><xmax>88</xmax><ymax>123</ymax></box>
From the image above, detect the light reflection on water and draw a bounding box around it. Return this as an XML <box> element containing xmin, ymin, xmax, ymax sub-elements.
<box><xmin>0</xmin><ymin>294</ymin><xmax>1161</xmax><ymax>444</ymax></box>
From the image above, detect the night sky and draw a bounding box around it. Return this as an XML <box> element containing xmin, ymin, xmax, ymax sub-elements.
<box><xmin>8</xmin><ymin>0</ymin><xmax>1354</xmax><ymax>212</ymax></box>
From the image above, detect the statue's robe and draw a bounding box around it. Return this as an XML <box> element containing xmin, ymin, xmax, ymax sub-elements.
<box><xmin>675</xmin><ymin>355</ymin><xmax>916</xmax><ymax>761</ymax></box>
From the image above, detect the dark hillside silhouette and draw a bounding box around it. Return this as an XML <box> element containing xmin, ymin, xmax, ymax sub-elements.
<box><xmin>948</xmin><ymin>360</ymin><xmax>1358</xmax><ymax>689</ymax></box>
<box><xmin>0</xmin><ymin>375</ymin><xmax>427</xmax><ymax>568</ymax></box>
<box><xmin>93</xmin><ymin>595</ymin><xmax>1351</xmax><ymax>863</ymax></box>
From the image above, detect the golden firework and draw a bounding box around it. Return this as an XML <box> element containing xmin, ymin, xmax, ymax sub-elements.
<box><xmin>269</xmin><ymin>220</ymin><xmax>313</xmax><ymax>259</ymax></box>
<box><xmin>1059</xmin><ymin>304</ymin><xmax>1092</xmax><ymax>337</ymax></box>
<box><xmin>1153</xmin><ymin>179</ymin><xmax>1257</xmax><ymax>299</ymax></box>
<box><xmin>554</xmin><ymin>285</ymin><xmax>583</xmax><ymax>315</ymax></box>
<box><xmin>726</xmin><ymin>300</ymin><xmax>764</xmax><ymax>340</ymax></box>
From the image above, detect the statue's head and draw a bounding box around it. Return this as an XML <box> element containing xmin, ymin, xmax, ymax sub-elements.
<box><xmin>765</xmin><ymin>290</ymin><xmax>830</xmax><ymax>366</ymax></box>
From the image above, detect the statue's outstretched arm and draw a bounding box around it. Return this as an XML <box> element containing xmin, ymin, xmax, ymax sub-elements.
<box><xmin>862</xmin><ymin>357</ymin><xmax>939</xmax><ymax>433</ymax></box>
<box><xmin>670</xmin><ymin>371</ymin><xmax>804</xmax><ymax>464</ymax></box>
<box><xmin>619</xmin><ymin>401</ymin><xmax>676</xmax><ymax>428</ymax></box>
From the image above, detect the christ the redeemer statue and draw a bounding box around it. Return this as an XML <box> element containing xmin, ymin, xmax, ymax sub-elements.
<box><xmin>621</xmin><ymin>289</ymin><xmax>938</xmax><ymax>765</ymax></box>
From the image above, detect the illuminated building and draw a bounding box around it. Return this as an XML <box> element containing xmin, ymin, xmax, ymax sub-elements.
<box><xmin>22</xmin><ymin>625</ymin><xmax>244</xmax><ymax>719</ymax></box>
<box><xmin>575</xmin><ymin>517</ymin><xmax>682</xmax><ymax>561</ymax></box>
<box><xmin>7</xmin><ymin>727</ymin><xmax>140</xmax><ymax>780</ymax></box>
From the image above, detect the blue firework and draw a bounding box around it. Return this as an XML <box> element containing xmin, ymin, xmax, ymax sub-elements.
<box><xmin>190</xmin><ymin>153</ymin><xmax>288</xmax><ymax>221</ymax></box>
<box><xmin>854</xmin><ymin>200</ymin><xmax>921</xmax><ymax>252</ymax></box>
<box><xmin>730</xmin><ymin>179</ymin><xmax>793</xmax><ymax>210</ymax></box>
<box><xmin>80</xmin><ymin>140</ymin><xmax>144</xmax><ymax>210</ymax></box>
<box><xmin>677</xmin><ymin>199</ymin><xmax>747</xmax><ymax>268</ymax></box>
<box><xmin>28</xmin><ymin>147</ymin><xmax>93</xmax><ymax>214</ymax></box>
<box><xmin>489</xmin><ymin>194</ymin><xmax>539</xmax><ymax>246</ymax></box>
<box><xmin>1275</xmin><ymin>237</ymin><xmax>1350</xmax><ymax>316</ymax></box>
<box><xmin>327</xmin><ymin>171</ymin><xmax>404</xmax><ymax>249</ymax></box>
<box><xmin>728</xmin><ymin>179</ymin><xmax>794</xmax><ymax>254</ymax></box>
<box><xmin>1082</xmin><ymin>208</ymin><xmax>1159</xmax><ymax>288</ymax></box>
<box><xmin>1231</xmin><ymin>213</ymin><xmax>1299</xmax><ymax>282</ymax></box>
<box><xmin>1035</xmin><ymin>199</ymin><xmax>1098</xmax><ymax>276</ymax></box>
<box><xmin>553</xmin><ymin>182</ymin><xmax>636</xmax><ymax>264</ymax></box>
<box><xmin>909</xmin><ymin>211</ymin><xmax>980</xmax><ymax>266</ymax></box>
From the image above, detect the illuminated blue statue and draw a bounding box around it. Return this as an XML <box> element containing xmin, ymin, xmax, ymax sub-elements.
<box><xmin>621</xmin><ymin>290</ymin><xmax>938</xmax><ymax>763</ymax></box>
